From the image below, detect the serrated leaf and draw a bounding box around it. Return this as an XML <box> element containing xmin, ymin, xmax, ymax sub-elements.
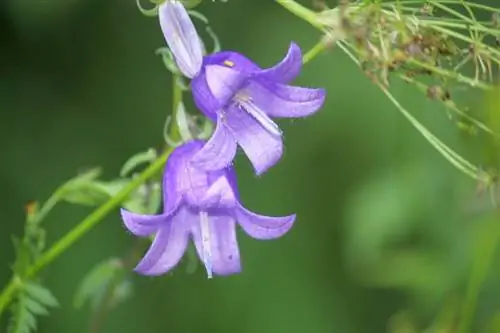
<box><xmin>120</xmin><ymin>149</ymin><xmax>157</xmax><ymax>177</ymax></box>
<box><xmin>24</xmin><ymin>298</ymin><xmax>48</xmax><ymax>316</ymax></box>
<box><xmin>73</xmin><ymin>259</ymin><xmax>121</xmax><ymax>309</ymax></box>
<box><xmin>8</xmin><ymin>295</ymin><xmax>40</xmax><ymax>333</ymax></box>
<box><xmin>24</xmin><ymin>283</ymin><xmax>59</xmax><ymax>308</ymax></box>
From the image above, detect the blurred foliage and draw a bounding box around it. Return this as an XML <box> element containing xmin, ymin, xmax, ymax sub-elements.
<box><xmin>1</xmin><ymin>0</ymin><xmax>500</xmax><ymax>332</ymax></box>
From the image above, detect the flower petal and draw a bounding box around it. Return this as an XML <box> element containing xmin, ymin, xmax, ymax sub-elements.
<box><xmin>225</xmin><ymin>105</ymin><xmax>283</xmax><ymax>175</ymax></box>
<box><xmin>247</xmin><ymin>81</ymin><xmax>326</xmax><ymax>118</ymax></box>
<box><xmin>191</xmin><ymin>213</ymin><xmax>241</xmax><ymax>276</ymax></box>
<box><xmin>205</xmin><ymin>65</ymin><xmax>246</xmax><ymax>106</ymax></box>
<box><xmin>256</xmin><ymin>42</ymin><xmax>302</xmax><ymax>83</ymax></box>
<box><xmin>204</xmin><ymin>51</ymin><xmax>261</xmax><ymax>73</ymax></box>
<box><xmin>134</xmin><ymin>207</ymin><xmax>192</xmax><ymax>276</ymax></box>
<box><xmin>121</xmin><ymin>209</ymin><xmax>168</xmax><ymax>237</ymax></box>
<box><xmin>191</xmin><ymin>70</ymin><xmax>219</xmax><ymax>121</ymax></box>
<box><xmin>163</xmin><ymin>141</ymin><xmax>206</xmax><ymax>212</ymax></box>
<box><xmin>200</xmin><ymin>175</ymin><xmax>237</xmax><ymax>209</ymax></box>
<box><xmin>190</xmin><ymin>115</ymin><xmax>237</xmax><ymax>171</ymax></box>
<box><xmin>159</xmin><ymin>1</ymin><xmax>203</xmax><ymax>78</ymax></box>
<box><xmin>235</xmin><ymin>203</ymin><xmax>295</xmax><ymax>240</ymax></box>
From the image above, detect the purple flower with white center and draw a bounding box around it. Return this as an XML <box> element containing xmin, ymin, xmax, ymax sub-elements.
<box><xmin>189</xmin><ymin>43</ymin><xmax>326</xmax><ymax>175</ymax></box>
<box><xmin>158</xmin><ymin>0</ymin><xmax>203</xmax><ymax>78</ymax></box>
<box><xmin>120</xmin><ymin>140</ymin><xmax>295</xmax><ymax>278</ymax></box>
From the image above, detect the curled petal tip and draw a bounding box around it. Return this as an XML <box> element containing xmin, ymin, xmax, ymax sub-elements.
<box><xmin>120</xmin><ymin>209</ymin><xmax>162</xmax><ymax>237</ymax></box>
<box><xmin>236</xmin><ymin>205</ymin><xmax>296</xmax><ymax>240</ymax></box>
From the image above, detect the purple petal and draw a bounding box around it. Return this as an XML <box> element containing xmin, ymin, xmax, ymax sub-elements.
<box><xmin>190</xmin><ymin>213</ymin><xmax>241</xmax><ymax>276</ymax></box>
<box><xmin>225</xmin><ymin>105</ymin><xmax>283</xmax><ymax>175</ymax></box>
<box><xmin>200</xmin><ymin>175</ymin><xmax>237</xmax><ymax>209</ymax></box>
<box><xmin>235</xmin><ymin>204</ymin><xmax>295</xmax><ymax>240</ymax></box>
<box><xmin>159</xmin><ymin>1</ymin><xmax>203</xmax><ymax>78</ymax></box>
<box><xmin>205</xmin><ymin>65</ymin><xmax>246</xmax><ymax>106</ymax></box>
<box><xmin>121</xmin><ymin>209</ymin><xmax>167</xmax><ymax>237</ymax></box>
<box><xmin>247</xmin><ymin>81</ymin><xmax>326</xmax><ymax>118</ymax></box>
<box><xmin>134</xmin><ymin>207</ymin><xmax>192</xmax><ymax>276</ymax></box>
<box><xmin>204</xmin><ymin>51</ymin><xmax>261</xmax><ymax>73</ymax></box>
<box><xmin>163</xmin><ymin>141</ymin><xmax>205</xmax><ymax>212</ymax></box>
<box><xmin>256</xmin><ymin>42</ymin><xmax>303</xmax><ymax>83</ymax></box>
<box><xmin>191</xmin><ymin>71</ymin><xmax>219</xmax><ymax>121</ymax></box>
<box><xmin>190</xmin><ymin>115</ymin><xmax>237</xmax><ymax>171</ymax></box>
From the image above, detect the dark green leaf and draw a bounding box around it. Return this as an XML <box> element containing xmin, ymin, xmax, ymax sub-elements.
<box><xmin>24</xmin><ymin>298</ymin><xmax>48</xmax><ymax>316</ymax></box>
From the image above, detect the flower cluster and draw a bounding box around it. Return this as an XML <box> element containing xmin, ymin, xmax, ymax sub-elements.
<box><xmin>120</xmin><ymin>0</ymin><xmax>326</xmax><ymax>278</ymax></box>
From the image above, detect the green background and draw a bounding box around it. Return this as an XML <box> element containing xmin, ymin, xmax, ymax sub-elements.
<box><xmin>1</xmin><ymin>0</ymin><xmax>499</xmax><ymax>332</ymax></box>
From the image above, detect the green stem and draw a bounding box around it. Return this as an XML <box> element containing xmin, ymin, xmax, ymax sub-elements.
<box><xmin>0</xmin><ymin>147</ymin><xmax>172</xmax><ymax>315</ymax></box>
<box><xmin>274</xmin><ymin>0</ymin><xmax>323</xmax><ymax>30</ymax></box>
<box><xmin>276</xmin><ymin>0</ymin><xmax>485</xmax><ymax>183</ymax></box>
<box><xmin>0</xmin><ymin>80</ymin><xmax>184</xmax><ymax>316</ymax></box>
<box><xmin>303</xmin><ymin>40</ymin><xmax>327</xmax><ymax>64</ymax></box>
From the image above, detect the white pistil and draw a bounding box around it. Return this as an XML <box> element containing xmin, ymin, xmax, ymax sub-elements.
<box><xmin>199</xmin><ymin>211</ymin><xmax>213</xmax><ymax>279</ymax></box>
<box><xmin>234</xmin><ymin>92</ymin><xmax>282</xmax><ymax>137</ymax></box>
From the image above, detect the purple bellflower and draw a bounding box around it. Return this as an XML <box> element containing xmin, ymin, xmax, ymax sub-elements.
<box><xmin>189</xmin><ymin>45</ymin><xmax>326</xmax><ymax>175</ymax></box>
<box><xmin>120</xmin><ymin>140</ymin><xmax>295</xmax><ymax>278</ymax></box>
<box><xmin>158</xmin><ymin>2</ymin><xmax>326</xmax><ymax>175</ymax></box>
<box><xmin>158</xmin><ymin>0</ymin><xmax>203</xmax><ymax>78</ymax></box>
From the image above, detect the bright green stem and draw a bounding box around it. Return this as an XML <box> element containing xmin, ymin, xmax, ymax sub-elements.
<box><xmin>274</xmin><ymin>0</ymin><xmax>323</xmax><ymax>30</ymax></box>
<box><xmin>0</xmin><ymin>78</ymin><xmax>184</xmax><ymax>316</ymax></box>
<box><xmin>0</xmin><ymin>147</ymin><xmax>172</xmax><ymax>315</ymax></box>
<box><xmin>303</xmin><ymin>40</ymin><xmax>327</xmax><ymax>64</ymax></box>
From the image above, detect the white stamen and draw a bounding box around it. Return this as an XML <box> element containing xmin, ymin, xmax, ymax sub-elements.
<box><xmin>234</xmin><ymin>92</ymin><xmax>282</xmax><ymax>137</ymax></box>
<box><xmin>199</xmin><ymin>211</ymin><xmax>213</xmax><ymax>279</ymax></box>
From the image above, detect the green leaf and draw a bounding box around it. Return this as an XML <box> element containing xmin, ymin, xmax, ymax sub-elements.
<box><xmin>58</xmin><ymin>168</ymin><xmax>110</xmax><ymax>206</ymax></box>
<box><xmin>24</xmin><ymin>297</ymin><xmax>48</xmax><ymax>316</ymax></box>
<box><xmin>8</xmin><ymin>287</ymin><xmax>55</xmax><ymax>333</ymax></box>
<box><xmin>24</xmin><ymin>283</ymin><xmax>59</xmax><ymax>308</ymax></box>
<box><xmin>73</xmin><ymin>259</ymin><xmax>121</xmax><ymax>309</ymax></box>
<box><xmin>120</xmin><ymin>149</ymin><xmax>157</xmax><ymax>177</ymax></box>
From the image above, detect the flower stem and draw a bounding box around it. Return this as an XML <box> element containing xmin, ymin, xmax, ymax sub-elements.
<box><xmin>303</xmin><ymin>40</ymin><xmax>327</xmax><ymax>64</ymax></box>
<box><xmin>0</xmin><ymin>147</ymin><xmax>172</xmax><ymax>315</ymax></box>
<box><xmin>0</xmin><ymin>78</ymin><xmax>184</xmax><ymax>317</ymax></box>
<box><xmin>274</xmin><ymin>0</ymin><xmax>323</xmax><ymax>30</ymax></box>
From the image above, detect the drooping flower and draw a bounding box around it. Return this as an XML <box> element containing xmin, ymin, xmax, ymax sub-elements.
<box><xmin>189</xmin><ymin>43</ymin><xmax>326</xmax><ymax>175</ymax></box>
<box><xmin>158</xmin><ymin>0</ymin><xmax>203</xmax><ymax>78</ymax></box>
<box><xmin>120</xmin><ymin>140</ymin><xmax>295</xmax><ymax>278</ymax></box>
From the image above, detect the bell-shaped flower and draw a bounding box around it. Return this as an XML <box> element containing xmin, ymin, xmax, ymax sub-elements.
<box><xmin>158</xmin><ymin>0</ymin><xmax>203</xmax><ymax>78</ymax></box>
<box><xmin>190</xmin><ymin>43</ymin><xmax>326</xmax><ymax>175</ymax></box>
<box><xmin>120</xmin><ymin>140</ymin><xmax>295</xmax><ymax>278</ymax></box>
